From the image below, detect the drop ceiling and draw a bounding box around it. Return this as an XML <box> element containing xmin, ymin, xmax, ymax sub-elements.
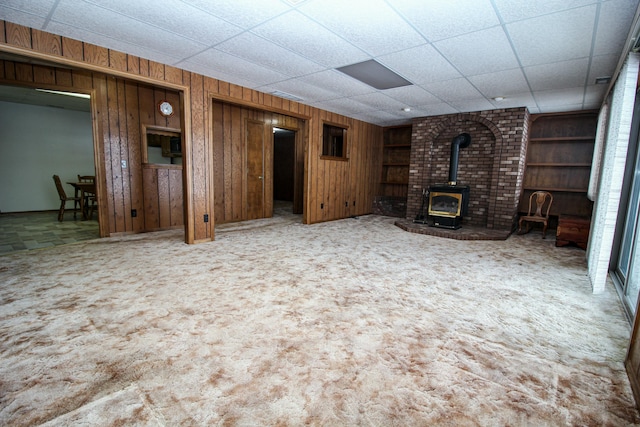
<box><xmin>1</xmin><ymin>0</ymin><xmax>639</xmax><ymax>126</ymax></box>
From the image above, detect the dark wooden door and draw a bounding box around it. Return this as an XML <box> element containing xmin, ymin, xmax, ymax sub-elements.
<box><xmin>246</xmin><ymin>119</ymin><xmax>265</xmax><ymax>220</ymax></box>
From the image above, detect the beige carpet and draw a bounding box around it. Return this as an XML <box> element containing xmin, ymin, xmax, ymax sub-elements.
<box><xmin>0</xmin><ymin>209</ymin><xmax>639</xmax><ymax>426</ymax></box>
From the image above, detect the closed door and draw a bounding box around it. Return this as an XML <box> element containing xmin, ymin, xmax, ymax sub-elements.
<box><xmin>246</xmin><ymin>119</ymin><xmax>265</xmax><ymax>220</ymax></box>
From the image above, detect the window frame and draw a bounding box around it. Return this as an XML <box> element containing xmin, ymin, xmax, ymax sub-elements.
<box><xmin>321</xmin><ymin>122</ymin><xmax>348</xmax><ymax>161</ymax></box>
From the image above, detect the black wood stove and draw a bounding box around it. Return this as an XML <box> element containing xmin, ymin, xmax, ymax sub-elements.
<box><xmin>415</xmin><ymin>133</ymin><xmax>471</xmax><ymax>229</ymax></box>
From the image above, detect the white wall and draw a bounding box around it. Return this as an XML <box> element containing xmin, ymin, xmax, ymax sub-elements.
<box><xmin>0</xmin><ymin>101</ymin><xmax>93</xmax><ymax>213</ymax></box>
<box><xmin>587</xmin><ymin>53</ymin><xmax>640</xmax><ymax>293</ymax></box>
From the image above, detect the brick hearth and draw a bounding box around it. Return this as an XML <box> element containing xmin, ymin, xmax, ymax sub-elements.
<box><xmin>407</xmin><ymin>108</ymin><xmax>530</xmax><ymax>232</ymax></box>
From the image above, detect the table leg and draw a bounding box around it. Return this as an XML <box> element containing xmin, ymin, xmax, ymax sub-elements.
<box><xmin>80</xmin><ymin>189</ymin><xmax>87</xmax><ymax>220</ymax></box>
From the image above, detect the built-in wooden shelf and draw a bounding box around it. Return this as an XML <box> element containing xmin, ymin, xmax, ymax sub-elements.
<box><xmin>522</xmin><ymin>112</ymin><xmax>598</xmax><ymax>218</ymax></box>
<box><xmin>380</xmin><ymin>126</ymin><xmax>412</xmax><ymax>199</ymax></box>
<box><xmin>523</xmin><ymin>186</ymin><xmax>588</xmax><ymax>193</ymax></box>
<box><xmin>527</xmin><ymin>163</ymin><xmax>592</xmax><ymax>167</ymax></box>
<box><xmin>529</xmin><ymin>136</ymin><xmax>596</xmax><ymax>142</ymax></box>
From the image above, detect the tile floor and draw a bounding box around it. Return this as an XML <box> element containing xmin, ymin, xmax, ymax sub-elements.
<box><xmin>0</xmin><ymin>211</ymin><xmax>99</xmax><ymax>255</ymax></box>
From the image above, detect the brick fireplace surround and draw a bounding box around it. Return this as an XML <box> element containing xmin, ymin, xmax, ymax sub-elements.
<box><xmin>396</xmin><ymin>107</ymin><xmax>530</xmax><ymax>240</ymax></box>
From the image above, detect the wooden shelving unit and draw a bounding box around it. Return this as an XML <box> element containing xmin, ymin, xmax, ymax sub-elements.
<box><xmin>521</xmin><ymin>112</ymin><xmax>598</xmax><ymax>218</ymax></box>
<box><xmin>380</xmin><ymin>126</ymin><xmax>412</xmax><ymax>198</ymax></box>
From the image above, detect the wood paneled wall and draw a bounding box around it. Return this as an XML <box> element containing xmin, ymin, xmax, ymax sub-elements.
<box><xmin>0</xmin><ymin>20</ymin><xmax>383</xmax><ymax>242</ymax></box>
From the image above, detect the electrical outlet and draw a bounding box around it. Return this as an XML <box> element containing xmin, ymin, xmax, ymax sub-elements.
<box><xmin>121</xmin><ymin>160</ymin><xmax>127</xmax><ymax>169</ymax></box>
<box><xmin>204</xmin><ymin>214</ymin><xmax>209</xmax><ymax>223</ymax></box>
<box><xmin>131</xmin><ymin>209</ymin><xmax>137</xmax><ymax>217</ymax></box>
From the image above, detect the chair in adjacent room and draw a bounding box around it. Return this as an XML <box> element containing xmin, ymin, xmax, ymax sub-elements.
<box><xmin>518</xmin><ymin>191</ymin><xmax>554</xmax><ymax>238</ymax></box>
<box><xmin>53</xmin><ymin>174</ymin><xmax>80</xmax><ymax>221</ymax></box>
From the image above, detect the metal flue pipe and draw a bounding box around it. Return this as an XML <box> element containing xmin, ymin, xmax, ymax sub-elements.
<box><xmin>448</xmin><ymin>132</ymin><xmax>471</xmax><ymax>185</ymax></box>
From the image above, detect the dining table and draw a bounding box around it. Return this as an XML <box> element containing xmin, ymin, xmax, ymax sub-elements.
<box><xmin>67</xmin><ymin>181</ymin><xmax>96</xmax><ymax>220</ymax></box>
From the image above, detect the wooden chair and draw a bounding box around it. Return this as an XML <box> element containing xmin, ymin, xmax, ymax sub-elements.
<box><xmin>53</xmin><ymin>175</ymin><xmax>80</xmax><ymax>221</ymax></box>
<box><xmin>518</xmin><ymin>191</ymin><xmax>553</xmax><ymax>238</ymax></box>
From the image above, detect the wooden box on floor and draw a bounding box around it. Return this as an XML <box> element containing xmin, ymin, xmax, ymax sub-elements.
<box><xmin>556</xmin><ymin>215</ymin><xmax>591</xmax><ymax>249</ymax></box>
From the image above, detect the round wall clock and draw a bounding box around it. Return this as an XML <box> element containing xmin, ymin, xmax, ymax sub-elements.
<box><xmin>158</xmin><ymin>100</ymin><xmax>174</xmax><ymax>116</ymax></box>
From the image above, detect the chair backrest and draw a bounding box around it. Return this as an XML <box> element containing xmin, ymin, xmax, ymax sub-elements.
<box><xmin>53</xmin><ymin>175</ymin><xmax>67</xmax><ymax>200</ymax></box>
<box><xmin>78</xmin><ymin>175</ymin><xmax>95</xmax><ymax>183</ymax></box>
<box><xmin>527</xmin><ymin>191</ymin><xmax>553</xmax><ymax>218</ymax></box>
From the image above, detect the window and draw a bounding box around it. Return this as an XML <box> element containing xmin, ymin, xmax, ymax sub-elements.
<box><xmin>143</xmin><ymin>125</ymin><xmax>182</xmax><ymax>165</ymax></box>
<box><xmin>322</xmin><ymin>123</ymin><xmax>347</xmax><ymax>159</ymax></box>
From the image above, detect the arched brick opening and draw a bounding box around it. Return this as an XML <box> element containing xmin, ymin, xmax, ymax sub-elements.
<box><xmin>407</xmin><ymin>108</ymin><xmax>529</xmax><ymax>231</ymax></box>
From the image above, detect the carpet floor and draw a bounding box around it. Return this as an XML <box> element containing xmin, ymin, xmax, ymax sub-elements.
<box><xmin>0</xmin><ymin>210</ymin><xmax>638</xmax><ymax>426</ymax></box>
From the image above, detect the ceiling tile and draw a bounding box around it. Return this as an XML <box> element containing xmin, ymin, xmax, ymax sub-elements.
<box><xmin>378</xmin><ymin>44</ymin><xmax>461</xmax><ymax>84</ymax></box>
<box><xmin>383</xmin><ymin>86</ymin><xmax>442</xmax><ymax>106</ymax></box>
<box><xmin>524</xmin><ymin>58</ymin><xmax>590</xmax><ymax>91</ymax></box>
<box><xmin>434</xmin><ymin>27</ymin><xmax>520</xmax><ymax>76</ymax></box>
<box><xmin>593</xmin><ymin>0</ymin><xmax>639</xmax><ymax>56</ymax></box>
<box><xmin>312</xmin><ymin>98</ymin><xmax>375</xmax><ymax>115</ymax></box>
<box><xmin>349</xmin><ymin>92</ymin><xmax>409</xmax><ymax>111</ymax></box>
<box><xmin>507</xmin><ymin>6</ymin><xmax>597</xmax><ymax>67</ymax></box>
<box><xmin>83</xmin><ymin>0</ymin><xmax>243</xmax><ymax>45</ymax></box>
<box><xmin>259</xmin><ymin>79</ymin><xmax>341</xmax><ymax>103</ymax></box>
<box><xmin>216</xmin><ymin>33</ymin><xmax>325</xmax><ymax>77</ymax></box>
<box><xmin>45</xmin><ymin>22</ymin><xmax>184</xmax><ymax>66</ymax></box>
<box><xmin>391</xmin><ymin>0</ymin><xmax>500</xmax><ymax>42</ymax></box>
<box><xmin>0</xmin><ymin>1</ymin><xmax>55</xmax><ymax>29</ymax></box>
<box><xmin>468</xmin><ymin>68</ymin><xmax>530</xmax><ymax>98</ymax></box>
<box><xmin>488</xmin><ymin>92</ymin><xmax>537</xmax><ymax>110</ymax></box>
<box><xmin>448</xmin><ymin>98</ymin><xmax>495</xmax><ymax>112</ymax></box>
<box><xmin>351</xmin><ymin>110</ymin><xmax>407</xmax><ymax>126</ymax></box>
<box><xmin>492</xmin><ymin>0</ymin><xmax>595</xmax><ymax>23</ymax></box>
<box><xmin>181</xmin><ymin>61</ymin><xmax>258</xmax><ymax>88</ymax></box>
<box><xmin>182</xmin><ymin>0</ymin><xmax>291</xmax><ymax>28</ymax></box>
<box><xmin>298</xmin><ymin>0</ymin><xmax>426</xmax><ymax>56</ymax></box>
<box><xmin>587</xmin><ymin>54</ymin><xmax>620</xmax><ymax>85</ymax></box>
<box><xmin>51</xmin><ymin>1</ymin><xmax>208</xmax><ymax>59</ymax></box>
<box><xmin>186</xmin><ymin>48</ymin><xmax>290</xmax><ymax>86</ymax></box>
<box><xmin>421</xmin><ymin>78</ymin><xmax>484</xmax><ymax>101</ymax></box>
<box><xmin>297</xmin><ymin>70</ymin><xmax>374</xmax><ymax>97</ymax></box>
<box><xmin>584</xmin><ymin>84</ymin><xmax>609</xmax><ymax>106</ymax></box>
<box><xmin>250</xmin><ymin>10</ymin><xmax>369</xmax><ymax>68</ymax></box>
<box><xmin>413</xmin><ymin>103</ymin><xmax>458</xmax><ymax>116</ymax></box>
<box><xmin>534</xmin><ymin>87</ymin><xmax>585</xmax><ymax>107</ymax></box>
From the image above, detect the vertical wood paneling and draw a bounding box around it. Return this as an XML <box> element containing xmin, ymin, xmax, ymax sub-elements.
<box><xmin>165</xmin><ymin>65</ymin><xmax>182</xmax><ymax>85</ymax></box>
<box><xmin>189</xmin><ymin>72</ymin><xmax>208</xmax><ymax>238</ymax></box>
<box><xmin>55</xmin><ymin>68</ymin><xmax>73</xmax><ymax>87</ymax></box>
<box><xmin>1</xmin><ymin>20</ymin><xmax>384</xmax><ymax>239</ymax></box>
<box><xmin>158</xmin><ymin>168</ymin><xmax>170</xmax><ymax>228</ymax></box>
<box><xmin>83</xmin><ymin>43</ymin><xmax>109</xmax><ymax>67</ymax></box>
<box><xmin>106</xmin><ymin>75</ymin><xmax>125</xmax><ymax>232</ymax></box>
<box><xmin>125</xmin><ymin>80</ymin><xmax>144</xmax><ymax>232</ymax></box>
<box><xmin>109</xmin><ymin>50</ymin><xmax>127</xmax><ymax>72</ymax></box>
<box><xmin>127</xmin><ymin>55</ymin><xmax>140</xmax><ymax>75</ymax></box>
<box><xmin>14</xmin><ymin>63</ymin><xmax>33</xmax><ymax>82</ymax></box>
<box><xmin>5</xmin><ymin>22</ymin><xmax>30</xmax><ymax>48</ymax></box>
<box><xmin>33</xmin><ymin>65</ymin><xmax>55</xmax><ymax>84</ymax></box>
<box><xmin>169</xmin><ymin>169</ymin><xmax>184</xmax><ymax>226</ymax></box>
<box><xmin>61</xmin><ymin>38</ymin><xmax>83</xmax><ymax>61</ymax></box>
<box><xmin>116</xmin><ymin>78</ymin><xmax>131</xmax><ymax>231</ymax></box>
<box><xmin>143</xmin><ymin>167</ymin><xmax>159</xmax><ymax>230</ymax></box>
<box><xmin>31</xmin><ymin>30</ymin><xmax>61</xmax><ymax>55</ymax></box>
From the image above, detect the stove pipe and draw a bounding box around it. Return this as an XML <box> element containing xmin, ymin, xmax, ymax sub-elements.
<box><xmin>449</xmin><ymin>132</ymin><xmax>471</xmax><ymax>185</ymax></box>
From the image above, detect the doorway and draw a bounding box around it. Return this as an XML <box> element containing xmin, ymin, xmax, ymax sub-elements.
<box><xmin>273</xmin><ymin>127</ymin><xmax>295</xmax><ymax>215</ymax></box>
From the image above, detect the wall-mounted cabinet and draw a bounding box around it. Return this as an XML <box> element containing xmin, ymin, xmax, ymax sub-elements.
<box><xmin>380</xmin><ymin>125</ymin><xmax>412</xmax><ymax>198</ymax></box>
<box><xmin>521</xmin><ymin>112</ymin><xmax>597</xmax><ymax>218</ymax></box>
